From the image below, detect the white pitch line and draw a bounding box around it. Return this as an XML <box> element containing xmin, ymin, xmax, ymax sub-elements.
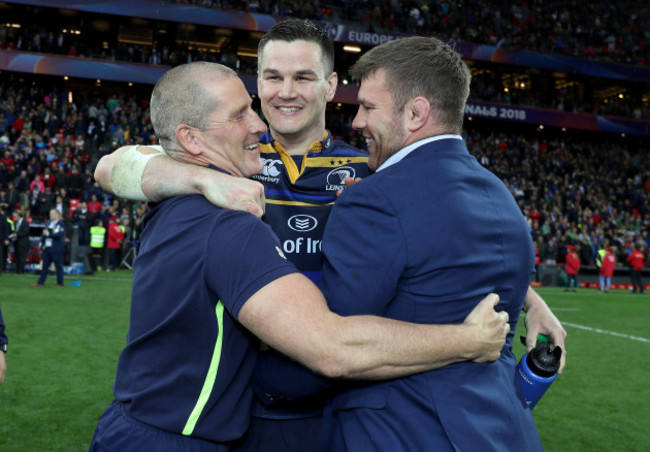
<box><xmin>563</xmin><ymin>322</ymin><xmax>650</xmax><ymax>343</ymax></box>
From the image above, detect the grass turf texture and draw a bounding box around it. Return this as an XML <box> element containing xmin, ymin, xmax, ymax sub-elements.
<box><xmin>0</xmin><ymin>273</ymin><xmax>648</xmax><ymax>451</ymax></box>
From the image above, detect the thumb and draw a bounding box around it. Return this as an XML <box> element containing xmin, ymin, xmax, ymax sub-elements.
<box><xmin>484</xmin><ymin>293</ymin><xmax>500</xmax><ymax>310</ymax></box>
<box><xmin>247</xmin><ymin>201</ymin><xmax>265</xmax><ymax>219</ymax></box>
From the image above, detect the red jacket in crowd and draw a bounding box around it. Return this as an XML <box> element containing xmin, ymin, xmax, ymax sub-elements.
<box><xmin>107</xmin><ymin>221</ymin><xmax>125</xmax><ymax>250</ymax></box>
<box><xmin>565</xmin><ymin>251</ymin><xmax>581</xmax><ymax>275</ymax></box>
<box><xmin>600</xmin><ymin>252</ymin><xmax>616</xmax><ymax>277</ymax></box>
<box><xmin>626</xmin><ymin>250</ymin><xmax>644</xmax><ymax>271</ymax></box>
<box><xmin>88</xmin><ymin>201</ymin><xmax>102</xmax><ymax>214</ymax></box>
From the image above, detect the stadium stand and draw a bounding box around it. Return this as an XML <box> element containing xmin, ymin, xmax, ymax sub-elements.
<box><xmin>0</xmin><ymin>0</ymin><xmax>647</xmax><ymax>284</ymax></box>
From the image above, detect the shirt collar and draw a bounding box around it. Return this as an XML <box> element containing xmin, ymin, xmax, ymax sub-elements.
<box><xmin>376</xmin><ymin>134</ymin><xmax>462</xmax><ymax>172</ymax></box>
<box><xmin>261</xmin><ymin>130</ymin><xmax>331</xmax><ymax>154</ymax></box>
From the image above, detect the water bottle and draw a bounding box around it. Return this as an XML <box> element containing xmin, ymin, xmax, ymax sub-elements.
<box><xmin>516</xmin><ymin>334</ymin><xmax>562</xmax><ymax>410</ymax></box>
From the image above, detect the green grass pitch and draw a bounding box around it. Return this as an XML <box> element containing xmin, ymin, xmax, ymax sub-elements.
<box><xmin>0</xmin><ymin>272</ymin><xmax>648</xmax><ymax>451</ymax></box>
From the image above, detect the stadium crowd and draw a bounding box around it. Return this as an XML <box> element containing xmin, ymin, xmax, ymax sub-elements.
<box><xmin>161</xmin><ymin>0</ymin><xmax>649</xmax><ymax>67</ymax></box>
<box><xmin>0</xmin><ymin>2</ymin><xmax>648</xmax><ymax>120</ymax></box>
<box><xmin>0</xmin><ymin>1</ymin><xmax>648</xmax><ymax>273</ymax></box>
<box><xmin>0</xmin><ymin>75</ymin><xmax>648</xmax><ymax>275</ymax></box>
<box><xmin>0</xmin><ymin>79</ymin><xmax>150</xmax><ymax>272</ymax></box>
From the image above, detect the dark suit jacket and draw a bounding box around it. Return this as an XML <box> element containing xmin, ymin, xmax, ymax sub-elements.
<box><xmin>257</xmin><ymin>137</ymin><xmax>544</xmax><ymax>451</ymax></box>
<box><xmin>14</xmin><ymin>218</ymin><xmax>31</xmax><ymax>249</ymax></box>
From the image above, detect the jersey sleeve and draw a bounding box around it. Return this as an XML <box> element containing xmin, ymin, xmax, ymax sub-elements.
<box><xmin>205</xmin><ymin>212</ymin><xmax>298</xmax><ymax>318</ymax></box>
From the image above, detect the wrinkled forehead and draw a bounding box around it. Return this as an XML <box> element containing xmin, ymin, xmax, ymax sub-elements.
<box><xmin>205</xmin><ymin>76</ymin><xmax>250</xmax><ymax>116</ymax></box>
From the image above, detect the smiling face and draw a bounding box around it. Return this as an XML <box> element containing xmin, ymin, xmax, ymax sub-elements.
<box><xmin>198</xmin><ymin>77</ymin><xmax>268</xmax><ymax>177</ymax></box>
<box><xmin>352</xmin><ymin>69</ymin><xmax>407</xmax><ymax>171</ymax></box>
<box><xmin>257</xmin><ymin>40</ymin><xmax>336</xmax><ymax>148</ymax></box>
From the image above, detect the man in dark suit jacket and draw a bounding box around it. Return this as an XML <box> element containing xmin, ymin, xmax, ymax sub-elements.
<box><xmin>11</xmin><ymin>210</ymin><xmax>31</xmax><ymax>274</ymax></box>
<box><xmin>32</xmin><ymin>209</ymin><xmax>66</xmax><ymax>287</ymax></box>
<box><xmin>257</xmin><ymin>36</ymin><xmax>566</xmax><ymax>451</ymax></box>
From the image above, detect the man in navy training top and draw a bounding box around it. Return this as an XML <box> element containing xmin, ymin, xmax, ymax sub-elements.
<box><xmin>96</xmin><ymin>19</ymin><xmax>369</xmax><ymax>451</ymax></box>
<box><xmin>90</xmin><ymin>62</ymin><xmax>512</xmax><ymax>451</ymax></box>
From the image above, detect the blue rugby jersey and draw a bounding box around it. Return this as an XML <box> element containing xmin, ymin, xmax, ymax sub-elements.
<box><xmin>252</xmin><ymin>131</ymin><xmax>370</xmax><ymax>285</ymax></box>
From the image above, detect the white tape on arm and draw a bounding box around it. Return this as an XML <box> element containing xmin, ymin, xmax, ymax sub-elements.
<box><xmin>110</xmin><ymin>145</ymin><xmax>165</xmax><ymax>201</ymax></box>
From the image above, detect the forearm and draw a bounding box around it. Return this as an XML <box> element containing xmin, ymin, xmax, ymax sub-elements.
<box><xmin>241</xmin><ymin>275</ymin><xmax>502</xmax><ymax>381</ymax></box>
<box><xmin>96</xmin><ymin>145</ymin><xmax>200</xmax><ymax>202</ymax></box>
<box><xmin>96</xmin><ymin>145</ymin><xmax>265</xmax><ymax>216</ymax></box>
<box><xmin>523</xmin><ymin>286</ymin><xmax>543</xmax><ymax>312</ymax></box>
<box><xmin>140</xmin><ymin>154</ymin><xmax>210</xmax><ymax>202</ymax></box>
<box><xmin>95</xmin><ymin>146</ymin><xmax>149</xmax><ymax>199</ymax></box>
<box><xmin>325</xmin><ymin>293</ymin><xmax>507</xmax><ymax>379</ymax></box>
<box><xmin>326</xmin><ymin>316</ymin><xmax>484</xmax><ymax>379</ymax></box>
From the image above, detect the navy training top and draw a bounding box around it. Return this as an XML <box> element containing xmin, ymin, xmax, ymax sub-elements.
<box><xmin>112</xmin><ymin>193</ymin><xmax>297</xmax><ymax>443</ymax></box>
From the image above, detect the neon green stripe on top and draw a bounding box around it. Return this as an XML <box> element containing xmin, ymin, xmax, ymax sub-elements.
<box><xmin>182</xmin><ymin>300</ymin><xmax>225</xmax><ymax>436</ymax></box>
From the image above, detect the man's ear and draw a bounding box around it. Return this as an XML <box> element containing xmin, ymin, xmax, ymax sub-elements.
<box><xmin>406</xmin><ymin>97</ymin><xmax>431</xmax><ymax>132</ymax></box>
<box><xmin>325</xmin><ymin>72</ymin><xmax>338</xmax><ymax>102</ymax></box>
<box><xmin>175</xmin><ymin>124</ymin><xmax>202</xmax><ymax>156</ymax></box>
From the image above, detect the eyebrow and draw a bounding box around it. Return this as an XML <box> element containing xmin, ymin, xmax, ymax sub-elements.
<box><xmin>262</xmin><ymin>68</ymin><xmax>319</xmax><ymax>77</ymax></box>
<box><xmin>357</xmin><ymin>96</ymin><xmax>373</xmax><ymax>107</ymax></box>
<box><xmin>230</xmin><ymin>100</ymin><xmax>252</xmax><ymax>119</ymax></box>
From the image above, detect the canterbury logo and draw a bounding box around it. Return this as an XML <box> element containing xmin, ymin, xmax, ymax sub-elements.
<box><xmin>260</xmin><ymin>159</ymin><xmax>283</xmax><ymax>177</ymax></box>
<box><xmin>287</xmin><ymin>215</ymin><xmax>318</xmax><ymax>232</ymax></box>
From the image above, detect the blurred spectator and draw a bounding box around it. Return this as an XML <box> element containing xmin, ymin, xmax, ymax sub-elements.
<box><xmin>0</xmin><ymin>207</ymin><xmax>10</xmax><ymax>275</ymax></box>
<box><xmin>599</xmin><ymin>247</ymin><xmax>617</xmax><ymax>292</ymax></box>
<box><xmin>10</xmin><ymin>209</ymin><xmax>31</xmax><ymax>274</ymax></box>
<box><xmin>72</xmin><ymin>201</ymin><xmax>93</xmax><ymax>247</ymax></box>
<box><xmin>564</xmin><ymin>244</ymin><xmax>581</xmax><ymax>291</ymax></box>
<box><xmin>106</xmin><ymin>216</ymin><xmax>124</xmax><ymax>271</ymax></box>
<box><xmin>626</xmin><ymin>243</ymin><xmax>645</xmax><ymax>293</ymax></box>
<box><xmin>88</xmin><ymin>218</ymin><xmax>106</xmax><ymax>273</ymax></box>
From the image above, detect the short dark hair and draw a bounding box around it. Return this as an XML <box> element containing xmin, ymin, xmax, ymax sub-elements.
<box><xmin>258</xmin><ymin>19</ymin><xmax>335</xmax><ymax>77</ymax></box>
<box><xmin>350</xmin><ymin>37</ymin><xmax>471</xmax><ymax>134</ymax></box>
<box><xmin>150</xmin><ymin>62</ymin><xmax>236</xmax><ymax>157</ymax></box>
